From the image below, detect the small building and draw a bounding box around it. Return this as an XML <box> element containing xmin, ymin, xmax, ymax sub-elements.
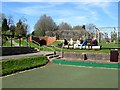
<box><xmin>45</xmin><ymin>30</ymin><xmax>89</xmax><ymax>40</ymax></box>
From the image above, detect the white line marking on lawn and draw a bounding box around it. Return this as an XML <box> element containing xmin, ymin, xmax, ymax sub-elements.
<box><xmin>57</xmin><ymin>64</ymin><xmax>119</xmax><ymax>70</ymax></box>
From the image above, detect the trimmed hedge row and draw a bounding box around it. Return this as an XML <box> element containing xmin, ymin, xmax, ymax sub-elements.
<box><xmin>1</xmin><ymin>56</ymin><xmax>49</xmax><ymax>76</ymax></box>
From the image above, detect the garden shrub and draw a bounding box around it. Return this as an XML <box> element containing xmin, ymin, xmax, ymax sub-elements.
<box><xmin>1</xmin><ymin>56</ymin><xmax>48</xmax><ymax>76</ymax></box>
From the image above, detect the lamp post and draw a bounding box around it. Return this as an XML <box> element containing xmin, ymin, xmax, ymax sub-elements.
<box><xmin>10</xmin><ymin>35</ymin><xmax>12</xmax><ymax>47</ymax></box>
<box><xmin>19</xmin><ymin>35</ymin><xmax>22</xmax><ymax>47</ymax></box>
<box><xmin>26</xmin><ymin>35</ymin><xmax>29</xmax><ymax>47</ymax></box>
<box><xmin>10</xmin><ymin>32</ymin><xmax>14</xmax><ymax>47</ymax></box>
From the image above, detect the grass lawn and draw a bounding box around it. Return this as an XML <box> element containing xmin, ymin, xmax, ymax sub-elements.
<box><xmin>50</xmin><ymin>40</ymin><xmax>119</xmax><ymax>48</ymax></box>
<box><xmin>26</xmin><ymin>40</ymin><xmax>120</xmax><ymax>53</ymax></box>
<box><xmin>5</xmin><ymin>39</ymin><xmax>119</xmax><ymax>53</ymax></box>
<box><xmin>49</xmin><ymin>40</ymin><xmax>62</xmax><ymax>46</ymax></box>
<box><xmin>3</xmin><ymin>40</ymin><xmax>14</xmax><ymax>47</ymax></box>
<box><xmin>3</xmin><ymin>41</ymin><xmax>11</xmax><ymax>47</ymax></box>
<box><xmin>99</xmin><ymin>42</ymin><xmax>119</xmax><ymax>48</ymax></box>
<box><xmin>50</xmin><ymin>40</ymin><xmax>120</xmax><ymax>53</ymax></box>
<box><xmin>14</xmin><ymin>38</ymin><xmax>28</xmax><ymax>46</ymax></box>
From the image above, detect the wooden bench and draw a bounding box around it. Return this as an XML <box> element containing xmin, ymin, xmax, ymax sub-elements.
<box><xmin>82</xmin><ymin>46</ymin><xmax>101</xmax><ymax>50</ymax></box>
<box><xmin>63</xmin><ymin>45</ymin><xmax>74</xmax><ymax>49</ymax></box>
<box><xmin>63</xmin><ymin>45</ymin><xmax>102</xmax><ymax>50</ymax></box>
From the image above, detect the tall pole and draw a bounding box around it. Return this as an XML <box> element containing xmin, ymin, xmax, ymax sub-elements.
<box><xmin>10</xmin><ymin>36</ymin><xmax>12</xmax><ymax>47</ymax></box>
<box><xmin>2</xmin><ymin>34</ymin><xmax>3</xmax><ymax>47</ymax></box>
<box><xmin>19</xmin><ymin>36</ymin><xmax>21</xmax><ymax>47</ymax></box>
<box><xmin>98</xmin><ymin>31</ymin><xmax>99</xmax><ymax>43</ymax></box>
<box><xmin>27</xmin><ymin>36</ymin><xmax>28</xmax><ymax>47</ymax></box>
<box><xmin>95</xmin><ymin>28</ymin><xmax>97</xmax><ymax>38</ymax></box>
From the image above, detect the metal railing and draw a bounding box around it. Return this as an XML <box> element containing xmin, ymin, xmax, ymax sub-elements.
<box><xmin>31</xmin><ymin>40</ymin><xmax>41</xmax><ymax>50</ymax></box>
<box><xmin>23</xmin><ymin>39</ymin><xmax>30</xmax><ymax>47</ymax></box>
<box><xmin>51</xmin><ymin>45</ymin><xmax>63</xmax><ymax>58</ymax></box>
<box><xmin>42</xmin><ymin>45</ymin><xmax>55</xmax><ymax>57</ymax></box>
<box><xmin>29</xmin><ymin>40</ymin><xmax>63</xmax><ymax>58</ymax></box>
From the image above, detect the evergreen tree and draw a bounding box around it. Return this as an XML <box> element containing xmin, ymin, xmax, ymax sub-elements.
<box><xmin>15</xmin><ymin>19</ymin><xmax>27</xmax><ymax>37</ymax></box>
<box><xmin>2</xmin><ymin>18</ymin><xmax>9</xmax><ymax>34</ymax></box>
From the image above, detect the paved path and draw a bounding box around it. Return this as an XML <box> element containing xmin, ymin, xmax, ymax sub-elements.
<box><xmin>1</xmin><ymin>51</ymin><xmax>54</xmax><ymax>60</ymax></box>
<box><xmin>8</xmin><ymin>40</ymin><xmax>20</xmax><ymax>46</ymax></box>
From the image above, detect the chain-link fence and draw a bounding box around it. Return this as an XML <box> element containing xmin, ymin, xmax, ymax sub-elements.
<box><xmin>85</xmin><ymin>27</ymin><xmax>119</xmax><ymax>43</ymax></box>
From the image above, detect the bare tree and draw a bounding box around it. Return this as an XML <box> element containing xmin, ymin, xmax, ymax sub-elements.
<box><xmin>7</xmin><ymin>15</ymin><xmax>14</xmax><ymax>27</ymax></box>
<box><xmin>0</xmin><ymin>13</ymin><xmax>5</xmax><ymax>27</ymax></box>
<box><xmin>59</xmin><ymin>22</ymin><xmax>72</xmax><ymax>30</ymax></box>
<box><xmin>73</xmin><ymin>25</ymin><xmax>83</xmax><ymax>30</ymax></box>
<box><xmin>111</xmin><ymin>28</ymin><xmax>117</xmax><ymax>43</ymax></box>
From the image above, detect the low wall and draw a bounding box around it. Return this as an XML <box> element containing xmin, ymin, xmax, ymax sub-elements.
<box><xmin>62</xmin><ymin>52</ymin><xmax>120</xmax><ymax>61</ymax></box>
<box><xmin>46</xmin><ymin>37</ymin><xmax>56</xmax><ymax>45</ymax></box>
<box><xmin>1</xmin><ymin>47</ymin><xmax>33</xmax><ymax>56</ymax></box>
<box><xmin>29</xmin><ymin>36</ymin><xmax>56</xmax><ymax>45</ymax></box>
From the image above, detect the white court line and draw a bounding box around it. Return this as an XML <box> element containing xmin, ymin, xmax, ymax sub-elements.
<box><xmin>55</xmin><ymin>63</ymin><xmax>119</xmax><ymax>70</ymax></box>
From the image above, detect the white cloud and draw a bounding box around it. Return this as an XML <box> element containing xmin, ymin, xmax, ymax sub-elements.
<box><xmin>91</xmin><ymin>11</ymin><xmax>99</xmax><ymax>21</ymax></box>
<box><xmin>9</xmin><ymin>2</ymin><xmax>70</xmax><ymax>16</ymax></box>
<box><xmin>11</xmin><ymin>2</ymin><xmax>100</xmax><ymax>25</ymax></box>
<box><xmin>75</xmin><ymin>2</ymin><xmax>117</xmax><ymax>21</ymax></box>
<box><xmin>91</xmin><ymin>2</ymin><xmax>118</xmax><ymax>20</ymax></box>
<box><xmin>3</xmin><ymin>1</ymin><xmax>117</xmax><ymax>28</ymax></box>
<box><xmin>74</xmin><ymin>3</ymin><xmax>99</xmax><ymax>21</ymax></box>
<box><xmin>11</xmin><ymin>6</ymin><xmax>39</xmax><ymax>16</ymax></box>
<box><xmin>74</xmin><ymin>16</ymin><xmax>86</xmax><ymax>21</ymax></box>
<box><xmin>11</xmin><ymin>3</ymin><xmax>75</xmax><ymax>17</ymax></box>
<box><xmin>10</xmin><ymin>5</ymin><xmax>54</xmax><ymax>16</ymax></box>
<box><xmin>102</xmin><ymin>8</ymin><xmax>117</xmax><ymax>20</ymax></box>
<box><xmin>56</xmin><ymin>16</ymin><xmax>87</xmax><ymax>26</ymax></box>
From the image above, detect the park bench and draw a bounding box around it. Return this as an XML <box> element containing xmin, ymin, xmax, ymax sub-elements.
<box><xmin>82</xmin><ymin>45</ymin><xmax>102</xmax><ymax>50</ymax></box>
<box><xmin>63</xmin><ymin>38</ymin><xmax>102</xmax><ymax>50</ymax></box>
<box><xmin>63</xmin><ymin>44</ymin><xmax>102</xmax><ymax>50</ymax></box>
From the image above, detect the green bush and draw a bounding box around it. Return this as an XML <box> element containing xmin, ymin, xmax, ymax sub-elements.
<box><xmin>1</xmin><ymin>56</ymin><xmax>48</xmax><ymax>76</ymax></box>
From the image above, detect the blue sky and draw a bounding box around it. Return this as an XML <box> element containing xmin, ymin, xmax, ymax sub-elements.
<box><xmin>2</xmin><ymin>2</ymin><xmax>118</xmax><ymax>33</ymax></box>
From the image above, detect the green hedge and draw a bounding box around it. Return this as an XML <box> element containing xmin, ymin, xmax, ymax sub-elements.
<box><xmin>1</xmin><ymin>56</ymin><xmax>48</xmax><ymax>76</ymax></box>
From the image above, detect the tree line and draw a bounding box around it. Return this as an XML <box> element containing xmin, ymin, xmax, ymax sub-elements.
<box><xmin>0</xmin><ymin>13</ymin><xmax>28</xmax><ymax>45</ymax></box>
<box><xmin>32</xmin><ymin>14</ymin><xmax>86</xmax><ymax>37</ymax></box>
<box><xmin>1</xmin><ymin>13</ymin><xmax>94</xmax><ymax>38</ymax></box>
<box><xmin>1</xmin><ymin>13</ymin><xmax>117</xmax><ymax>43</ymax></box>
<box><xmin>32</xmin><ymin>14</ymin><xmax>118</xmax><ymax>43</ymax></box>
<box><xmin>1</xmin><ymin>13</ymin><xmax>28</xmax><ymax>38</ymax></box>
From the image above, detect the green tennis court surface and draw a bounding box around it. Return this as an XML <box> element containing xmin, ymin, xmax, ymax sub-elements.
<box><xmin>2</xmin><ymin>63</ymin><xmax>118</xmax><ymax>88</ymax></box>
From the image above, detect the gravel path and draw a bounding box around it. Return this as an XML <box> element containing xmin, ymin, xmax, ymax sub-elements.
<box><xmin>1</xmin><ymin>51</ymin><xmax>54</xmax><ymax>60</ymax></box>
